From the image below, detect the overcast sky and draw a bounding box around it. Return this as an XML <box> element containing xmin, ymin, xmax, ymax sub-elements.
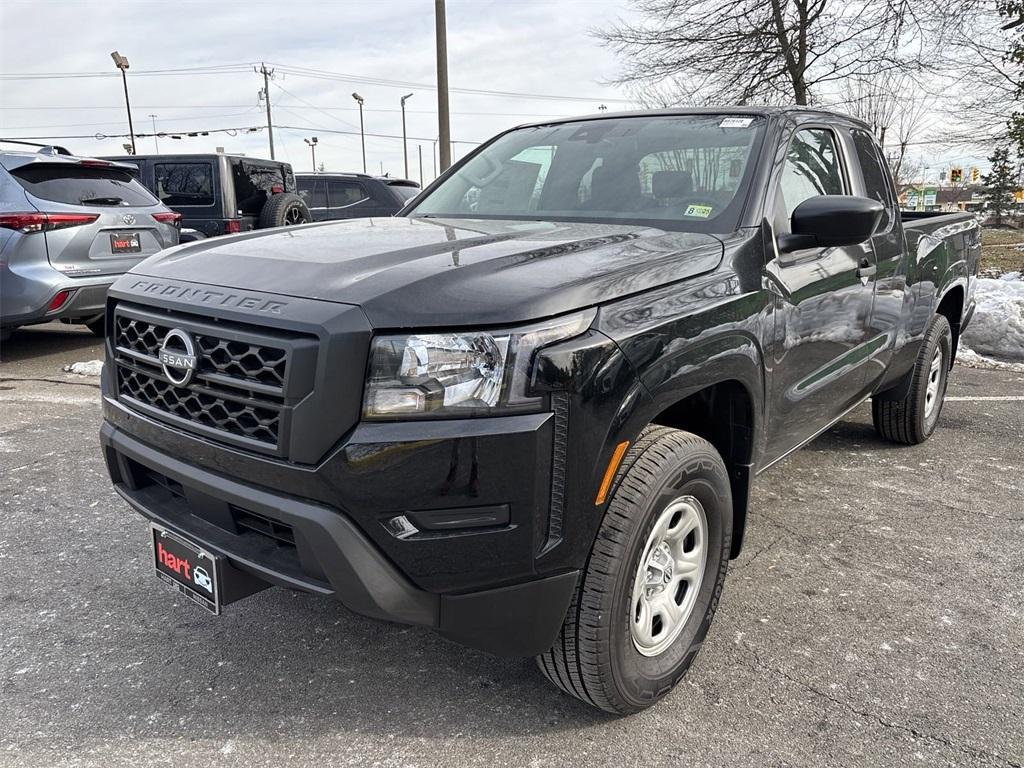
<box><xmin>1</xmin><ymin>0</ymin><xmax>987</xmax><ymax>181</ymax></box>
<box><xmin>0</xmin><ymin>0</ymin><xmax>639</xmax><ymax>180</ymax></box>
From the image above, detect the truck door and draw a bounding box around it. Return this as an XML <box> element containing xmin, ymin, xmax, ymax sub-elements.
<box><xmin>848</xmin><ymin>128</ymin><xmax>906</xmax><ymax>389</ymax></box>
<box><xmin>763</xmin><ymin>125</ymin><xmax>877</xmax><ymax>462</ymax></box>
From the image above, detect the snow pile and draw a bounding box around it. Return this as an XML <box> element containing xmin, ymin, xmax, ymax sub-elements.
<box><xmin>961</xmin><ymin>274</ymin><xmax>1024</xmax><ymax>363</ymax></box>
<box><xmin>63</xmin><ymin>360</ymin><xmax>104</xmax><ymax>377</ymax></box>
<box><xmin>957</xmin><ymin>345</ymin><xmax>1024</xmax><ymax>372</ymax></box>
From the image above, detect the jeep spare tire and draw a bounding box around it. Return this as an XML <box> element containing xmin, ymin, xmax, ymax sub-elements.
<box><xmin>259</xmin><ymin>193</ymin><xmax>311</xmax><ymax>228</ymax></box>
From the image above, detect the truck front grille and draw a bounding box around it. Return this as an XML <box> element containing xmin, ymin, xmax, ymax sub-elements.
<box><xmin>111</xmin><ymin>304</ymin><xmax>315</xmax><ymax>457</ymax></box>
<box><xmin>117</xmin><ymin>366</ymin><xmax>282</xmax><ymax>445</ymax></box>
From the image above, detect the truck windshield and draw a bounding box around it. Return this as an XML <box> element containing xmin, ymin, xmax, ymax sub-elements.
<box><xmin>409</xmin><ymin>114</ymin><xmax>764</xmax><ymax>232</ymax></box>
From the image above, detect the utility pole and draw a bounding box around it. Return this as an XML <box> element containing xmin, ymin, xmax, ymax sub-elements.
<box><xmin>110</xmin><ymin>52</ymin><xmax>135</xmax><ymax>154</ymax></box>
<box><xmin>352</xmin><ymin>93</ymin><xmax>366</xmax><ymax>173</ymax></box>
<box><xmin>148</xmin><ymin>114</ymin><xmax>159</xmax><ymax>153</ymax></box>
<box><xmin>400</xmin><ymin>93</ymin><xmax>413</xmax><ymax>179</ymax></box>
<box><xmin>432</xmin><ymin>137</ymin><xmax>438</xmax><ymax>179</ymax></box>
<box><xmin>435</xmin><ymin>0</ymin><xmax>452</xmax><ymax>173</ymax></box>
<box><xmin>418</xmin><ymin>144</ymin><xmax>423</xmax><ymax>187</ymax></box>
<box><xmin>257</xmin><ymin>62</ymin><xmax>276</xmax><ymax>159</ymax></box>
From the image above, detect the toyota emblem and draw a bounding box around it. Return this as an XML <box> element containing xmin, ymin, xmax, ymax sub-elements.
<box><xmin>122</xmin><ymin>213</ymin><xmax>136</xmax><ymax>226</ymax></box>
<box><xmin>158</xmin><ymin>328</ymin><xmax>198</xmax><ymax>386</ymax></box>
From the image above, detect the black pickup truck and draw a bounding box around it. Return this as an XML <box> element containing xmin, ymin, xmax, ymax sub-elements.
<box><xmin>98</xmin><ymin>108</ymin><xmax>980</xmax><ymax>715</ymax></box>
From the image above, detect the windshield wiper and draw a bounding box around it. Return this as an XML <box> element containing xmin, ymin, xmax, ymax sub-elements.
<box><xmin>79</xmin><ymin>196</ymin><xmax>123</xmax><ymax>206</ymax></box>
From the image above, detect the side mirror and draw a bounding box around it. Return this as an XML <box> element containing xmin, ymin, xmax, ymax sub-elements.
<box><xmin>777</xmin><ymin>195</ymin><xmax>884</xmax><ymax>253</ymax></box>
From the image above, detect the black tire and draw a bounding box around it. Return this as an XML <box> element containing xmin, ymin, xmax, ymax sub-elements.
<box><xmin>85</xmin><ymin>318</ymin><xmax>105</xmax><ymax>338</ymax></box>
<box><xmin>0</xmin><ymin>327</ymin><xmax>13</xmax><ymax>343</ymax></box>
<box><xmin>258</xmin><ymin>193</ymin><xmax>311</xmax><ymax>229</ymax></box>
<box><xmin>872</xmin><ymin>314</ymin><xmax>952</xmax><ymax>445</ymax></box>
<box><xmin>536</xmin><ymin>426</ymin><xmax>732</xmax><ymax>715</ymax></box>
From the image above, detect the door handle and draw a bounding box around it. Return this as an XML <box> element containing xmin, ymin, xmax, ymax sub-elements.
<box><xmin>857</xmin><ymin>257</ymin><xmax>876</xmax><ymax>279</ymax></box>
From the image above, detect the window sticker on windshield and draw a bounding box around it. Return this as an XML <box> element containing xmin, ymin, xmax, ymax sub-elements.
<box><xmin>719</xmin><ymin>117</ymin><xmax>754</xmax><ymax>128</ymax></box>
<box><xmin>684</xmin><ymin>204</ymin><xmax>713</xmax><ymax>218</ymax></box>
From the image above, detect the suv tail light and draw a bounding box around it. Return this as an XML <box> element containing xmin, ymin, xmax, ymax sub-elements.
<box><xmin>47</xmin><ymin>289</ymin><xmax>73</xmax><ymax>312</ymax></box>
<box><xmin>0</xmin><ymin>212</ymin><xmax>100</xmax><ymax>233</ymax></box>
<box><xmin>152</xmin><ymin>211</ymin><xmax>183</xmax><ymax>229</ymax></box>
<box><xmin>225</xmin><ymin>219</ymin><xmax>241</xmax><ymax>234</ymax></box>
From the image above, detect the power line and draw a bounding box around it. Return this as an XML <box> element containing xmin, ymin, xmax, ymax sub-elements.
<box><xmin>266</xmin><ymin>62</ymin><xmax>633</xmax><ymax>103</ymax></box>
<box><xmin>276</xmin><ymin>123</ymin><xmax>481</xmax><ymax>145</ymax></box>
<box><xmin>0</xmin><ymin>124</ymin><xmax>265</xmax><ymax>141</ymax></box>
<box><xmin>0</xmin><ymin>109</ymin><xmax>259</xmax><ymax>131</ymax></box>
<box><xmin>0</xmin><ymin>63</ymin><xmax>255</xmax><ymax>81</ymax></box>
<box><xmin>0</xmin><ymin>59</ymin><xmax>632</xmax><ymax>104</ymax></box>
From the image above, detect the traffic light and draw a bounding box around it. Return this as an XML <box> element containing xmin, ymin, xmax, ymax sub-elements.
<box><xmin>970</xmin><ymin>167</ymin><xmax>980</xmax><ymax>183</ymax></box>
<box><xmin>950</xmin><ymin>167</ymin><xmax>963</xmax><ymax>183</ymax></box>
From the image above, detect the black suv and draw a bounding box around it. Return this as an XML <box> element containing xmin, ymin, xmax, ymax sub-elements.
<box><xmin>296</xmin><ymin>173</ymin><xmax>420</xmax><ymax>221</ymax></box>
<box><xmin>104</xmin><ymin>153</ymin><xmax>311</xmax><ymax>238</ymax></box>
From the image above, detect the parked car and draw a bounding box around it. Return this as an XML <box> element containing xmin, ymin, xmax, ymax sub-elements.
<box><xmin>0</xmin><ymin>144</ymin><xmax>181</xmax><ymax>340</ymax></box>
<box><xmin>98</xmin><ymin>108</ymin><xmax>979</xmax><ymax>714</ymax></box>
<box><xmin>102</xmin><ymin>153</ymin><xmax>310</xmax><ymax>238</ymax></box>
<box><xmin>296</xmin><ymin>172</ymin><xmax>420</xmax><ymax>220</ymax></box>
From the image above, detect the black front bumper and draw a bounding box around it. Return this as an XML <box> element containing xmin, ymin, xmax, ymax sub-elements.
<box><xmin>101</xmin><ymin>419</ymin><xmax>579</xmax><ymax>657</ymax></box>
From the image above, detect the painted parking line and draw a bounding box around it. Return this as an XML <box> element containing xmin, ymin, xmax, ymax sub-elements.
<box><xmin>946</xmin><ymin>396</ymin><xmax>1024</xmax><ymax>401</ymax></box>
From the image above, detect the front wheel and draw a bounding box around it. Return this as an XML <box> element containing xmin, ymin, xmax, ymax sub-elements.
<box><xmin>536</xmin><ymin>426</ymin><xmax>732</xmax><ymax>714</ymax></box>
<box><xmin>872</xmin><ymin>314</ymin><xmax>952</xmax><ymax>445</ymax></box>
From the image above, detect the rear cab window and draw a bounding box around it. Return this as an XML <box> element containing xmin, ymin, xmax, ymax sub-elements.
<box><xmin>851</xmin><ymin>129</ymin><xmax>897</xmax><ymax>232</ymax></box>
<box><xmin>12</xmin><ymin>163</ymin><xmax>159</xmax><ymax>207</ymax></box>
<box><xmin>154</xmin><ymin>162</ymin><xmax>215</xmax><ymax>207</ymax></box>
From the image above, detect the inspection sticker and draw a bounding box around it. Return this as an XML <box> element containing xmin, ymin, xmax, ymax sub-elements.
<box><xmin>684</xmin><ymin>204</ymin><xmax>713</xmax><ymax>218</ymax></box>
<box><xmin>719</xmin><ymin>117</ymin><xmax>754</xmax><ymax>128</ymax></box>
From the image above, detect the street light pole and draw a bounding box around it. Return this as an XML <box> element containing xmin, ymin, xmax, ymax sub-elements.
<box><xmin>418</xmin><ymin>144</ymin><xmax>423</xmax><ymax>187</ymax></box>
<box><xmin>148</xmin><ymin>114</ymin><xmax>159</xmax><ymax>153</ymax></box>
<box><xmin>304</xmin><ymin>137</ymin><xmax>318</xmax><ymax>172</ymax></box>
<box><xmin>400</xmin><ymin>93</ymin><xmax>413</xmax><ymax>179</ymax></box>
<box><xmin>352</xmin><ymin>93</ymin><xmax>366</xmax><ymax>173</ymax></box>
<box><xmin>434</xmin><ymin>0</ymin><xmax>452</xmax><ymax>173</ymax></box>
<box><xmin>111</xmin><ymin>51</ymin><xmax>136</xmax><ymax>155</ymax></box>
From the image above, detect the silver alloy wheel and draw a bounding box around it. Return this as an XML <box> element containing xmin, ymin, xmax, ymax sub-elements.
<box><xmin>924</xmin><ymin>344</ymin><xmax>945</xmax><ymax>419</ymax></box>
<box><xmin>630</xmin><ymin>495</ymin><xmax>708</xmax><ymax>657</ymax></box>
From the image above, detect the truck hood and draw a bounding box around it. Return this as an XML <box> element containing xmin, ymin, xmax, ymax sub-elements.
<box><xmin>131</xmin><ymin>216</ymin><xmax>724</xmax><ymax>327</ymax></box>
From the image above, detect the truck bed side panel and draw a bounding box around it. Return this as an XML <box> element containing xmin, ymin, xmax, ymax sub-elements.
<box><xmin>875</xmin><ymin>212</ymin><xmax>980</xmax><ymax>394</ymax></box>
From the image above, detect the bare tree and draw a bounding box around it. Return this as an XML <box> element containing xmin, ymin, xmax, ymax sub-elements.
<box><xmin>835</xmin><ymin>71</ymin><xmax>911</xmax><ymax>144</ymax></box>
<box><xmin>886</xmin><ymin>88</ymin><xmax>934</xmax><ymax>182</ymax></box>
<box><xmin>941</xmin><ymin>1</ymin><xmax>1022</xmax><ymax>146</ymax></box>
<box><xmin>597</xmin><ymin>0</ymin><xmax>933</xmax><ymax>106</ymax></box>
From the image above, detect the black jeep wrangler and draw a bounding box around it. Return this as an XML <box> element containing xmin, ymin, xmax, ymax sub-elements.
<box><xmin>104</xmin><ymin>153</ymin><xmax>310</xmax><ymax>238</ymax></box>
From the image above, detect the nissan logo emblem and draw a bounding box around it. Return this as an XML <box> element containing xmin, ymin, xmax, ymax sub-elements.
<box><xmin>158</xmin><ymin>328</ymin><xmax>198</xmax><ymax>386</ymax></box>
<box><xmin>122</xmin><ymin>213</ymin><xmax>136</xmax><ymax>226</ymax></box>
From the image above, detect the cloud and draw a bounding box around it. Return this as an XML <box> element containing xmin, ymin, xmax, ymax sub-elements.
<box><xmin>0</xmin><ymin>0</ymin><xmax>635</xmax><ymax>179</ymax></box>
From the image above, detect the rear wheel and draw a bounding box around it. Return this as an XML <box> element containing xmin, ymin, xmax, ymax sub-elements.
<box><xmin>536</xmin><ymin>426</ymin><xmax>732</xmax><ymax>715</ymax></box>
<box><xmin>872</xmin><ymin>314</ymin><xmax>952</xmax><ymax>445</ymax></box>
<box><xmin>259</xmin><ymin>193</ymin><xmax>311</xmax><ymax>229</ymax></box>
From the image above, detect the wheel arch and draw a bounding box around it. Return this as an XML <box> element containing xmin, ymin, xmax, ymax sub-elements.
<box><xmin>935</xmin><ymin>283</ymin><xmax>965</xmax><ymax>364</ymax></box>
<box><xmin>602</xmin><ymin>331</ymin><xmax>763</xmax><ymax>560</ymax></box>
<box><xmin>642</xmin><ymin>377</ymin><xmax>757</xmax><ymax>559</ymax></box>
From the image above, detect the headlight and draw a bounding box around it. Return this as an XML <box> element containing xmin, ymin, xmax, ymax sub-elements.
<box><xmin>364</xmin><ymin>309</ymin><xmax>596</xmax><ymax>419</ymax></box>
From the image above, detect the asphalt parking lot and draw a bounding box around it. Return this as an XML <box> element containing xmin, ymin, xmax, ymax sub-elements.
<box><xmin>1</xmin><ymin>322</ymin><xmax>1022</xmax><ymax>768</ymax></box>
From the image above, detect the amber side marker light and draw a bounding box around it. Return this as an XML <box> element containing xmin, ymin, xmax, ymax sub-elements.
<box><xmin>595</xmin><ymin>440</ymin><xmax>630</xmax><ymax>505</ymax></box>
